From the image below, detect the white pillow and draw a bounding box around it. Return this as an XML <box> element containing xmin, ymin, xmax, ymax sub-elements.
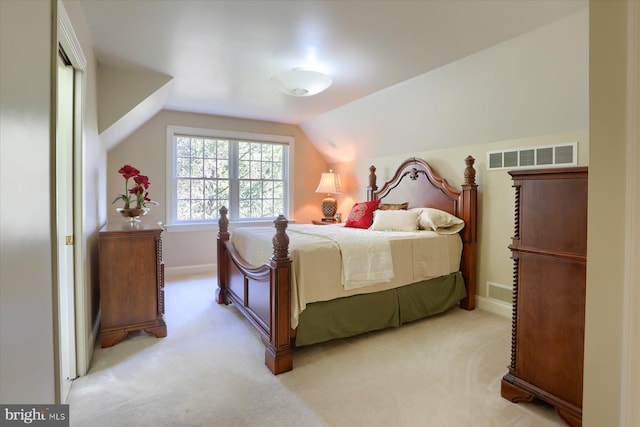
<box><xmin>370</xmin><ymin>209</ymin><xmax>419</xmax><ymax>232</ymax></box>
<box><xmin>410</xmin><ymin>208</ymin><xmax>465</xmax><ymax>234</ymax></box>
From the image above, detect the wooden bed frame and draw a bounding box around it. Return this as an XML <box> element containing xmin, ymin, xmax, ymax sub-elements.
<box><xmin>216</xmin><ymin>156</ymin><xmax>478</xmax><ymax>374</ymax></box>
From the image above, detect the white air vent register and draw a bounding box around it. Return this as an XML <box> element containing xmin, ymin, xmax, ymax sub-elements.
<box><xmin>487</xmin><ymin>142</ymin><xmax>577</xmax><ymax>171</ymax></box>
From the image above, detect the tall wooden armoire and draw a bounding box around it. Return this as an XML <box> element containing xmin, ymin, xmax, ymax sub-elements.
<box><xmin>501</xmin><ymin>167</ymin><xmax>588</xmax><ymax>427</ymax></box>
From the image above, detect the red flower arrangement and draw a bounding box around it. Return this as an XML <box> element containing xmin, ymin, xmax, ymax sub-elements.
<box><xmin>112</xmin><ymin>165</ymin><xmax>159</xmax><ymax>209</ymax></box>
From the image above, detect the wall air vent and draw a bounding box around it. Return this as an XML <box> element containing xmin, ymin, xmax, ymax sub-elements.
<box><xmin>487</xmin><ymin>142</ymin><xmax>578</xmax><ymax>171</ymax></box>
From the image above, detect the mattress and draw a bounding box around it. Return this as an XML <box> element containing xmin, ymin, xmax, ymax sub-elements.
<box><xmin>230</xmin><ymin>223</ymin><xmax>463</xmax><ymax>327</ymax></box>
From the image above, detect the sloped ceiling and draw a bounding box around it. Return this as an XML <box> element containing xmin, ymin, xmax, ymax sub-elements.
<box><xmin>303</xmin><ymin>8</ymin><xmax>589</xmax><ymax>163</ymax></box>
<box><xmin>97</xmin><ymin>65</ymin><xmax>173</xmax><ymax>151</ymax></box>
<box><xmin>80</xmin><ymin>0</ymin><xmax>588</xmax><ymax>158</ymax></box>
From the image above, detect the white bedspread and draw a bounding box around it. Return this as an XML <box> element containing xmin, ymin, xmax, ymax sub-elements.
<box><xmin>283</xmin><ymin>224</ymin><xmax>393</xmax><ymax>289</ymax></box>
<box><xmin>230</xmin><ymin>223</ymin><xmax>462</xmax><ymax>328</ymax></box>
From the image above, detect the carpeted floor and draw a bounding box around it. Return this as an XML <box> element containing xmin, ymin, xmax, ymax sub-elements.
<box><xmin>67</xmin><ymin>274</ymin><xmax>566</xmax><ymax>426</ymax></box>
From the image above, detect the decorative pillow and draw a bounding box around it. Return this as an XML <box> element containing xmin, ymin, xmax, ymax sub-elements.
<box><xmin>411</xmin><ymin>207</ymin><xmax>465</xmax><ymax>234</ymax></box>
<box><xmin>377</xmin><ymin>202</ymin><xmax>409</xmax><ymax>211</ymax></box>
<box><xmin>345</xmin><ymin>200</ymin><xmax>380</xmax><ymax>229</ymax></box>
<box><xmin>370</xmin><ymin>209</ymin><xmax>419</xmax><ymax>232</ymax></box>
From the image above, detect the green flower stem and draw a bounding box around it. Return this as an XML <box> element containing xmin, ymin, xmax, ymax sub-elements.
<box><xmin>124</xmin><ymin>178</ymin><xmax>130</xmax><ymax>209</ymax></box>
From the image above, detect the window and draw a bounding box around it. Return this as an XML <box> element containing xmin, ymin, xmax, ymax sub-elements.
<box><xmin>166</xmin><ymin>126</ymin><xmax>292</xmax><ymax>229</ymax></box>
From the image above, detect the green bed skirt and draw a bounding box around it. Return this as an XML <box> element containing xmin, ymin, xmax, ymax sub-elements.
<box><xmin>294</xmin><ymin>271</ymin><xmax>466</xmax><ymax>346</ymax></box>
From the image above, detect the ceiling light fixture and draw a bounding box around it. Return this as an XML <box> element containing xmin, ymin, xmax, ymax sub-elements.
<box><xmin>270</xmin><ymin>68</ymin><xmax>332</xmax><ymax>97</ymax></box>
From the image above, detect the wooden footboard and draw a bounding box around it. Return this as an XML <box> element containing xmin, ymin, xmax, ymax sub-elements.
<box><xmin>216</xmin><ymin>207</ymin><xmax>293</xmax><ymax>374</ymax></box>
<box><xmin>216</xmin><ymin>155</ymin><xmax>478</xmax><ymax>375</ymax></box>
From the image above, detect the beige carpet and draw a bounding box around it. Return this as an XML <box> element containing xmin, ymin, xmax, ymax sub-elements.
<box><xmin>68</xmin><ymin>274</ymin><xmax>565</xmax><ymax>427</ymax></box>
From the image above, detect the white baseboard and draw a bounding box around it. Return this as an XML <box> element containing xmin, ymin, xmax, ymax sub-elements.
<box><xmin>476</xmin><ymin>295</ymin><xmax>512</xmax><ymax>318</ymax></box>
<box><xmin>165</xmin><ymin>263</ymin><xmax>216</xmax><ymax>279</ymax></box>
<box><xmin>90</xmin><ymin>310</ymin><xmax>100</xmax><ymax>348</ymax></box>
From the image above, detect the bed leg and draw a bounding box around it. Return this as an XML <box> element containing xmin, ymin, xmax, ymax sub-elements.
<box><xmin>264</xmin><ymin>267</ymin><xmax>293</xmax><ymax>374</ymax></box>
<box><xmin>215</xmin><ymin>237</ymin><xmax>229</xmax><ymax>304</ymax></box>
<box><xmin>215</xmin><ymin>283</ymin><xmax>228</xmax><ymax>305</ymax></box>
<box><xmin>265</xmin><ymin>344</ymin><xmax>293</xmax><ymax>374</ymax></box>
<box><xmin>459</xmin><ymin>241</ymin><xmax>476</xmax><ymax>310</ymax></box>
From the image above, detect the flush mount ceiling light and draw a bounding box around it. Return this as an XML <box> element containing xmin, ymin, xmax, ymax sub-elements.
<box><xmin>270</xmin><ymin>68</ymin><xmax>332</xmax><ymax>97</ymax></box>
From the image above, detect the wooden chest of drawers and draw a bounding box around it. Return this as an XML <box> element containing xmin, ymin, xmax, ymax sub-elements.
<box><xmin>501</xmin><ymin>167</ymin><xmax>587</xmax><ymax>427</ymax></box>
<box><xmin>99</xmin><ymin>221</ymin><xmax>166</xmax><ymax>347</ymax></box>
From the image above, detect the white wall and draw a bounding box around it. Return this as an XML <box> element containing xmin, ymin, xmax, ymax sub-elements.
<box><xmin>0</xmin><ymin>0</ymin><xmax>105</xmax><ymax>402</ymax></box>
<box><xmin>583</xmin><ymin>1</ymin><xmax>639</xmax><ymax>425</ymax></box>
<box><xmin>0</xmin><ymin>0</ymin><xmax>56</xmax><ymax>403</ymax></box>
<box><xmin>302</xmin><ymin>8</ymin><xmax>589</xmax><ymax>164</ymax></box>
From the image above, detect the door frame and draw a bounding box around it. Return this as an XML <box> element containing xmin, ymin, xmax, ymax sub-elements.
<box><xmin>57</xmin><ymin>0</ymin><xmax>89</xmax><ymax>390</ymax></box>
<box><xmin>55</xmin><ymin>46</ymin><xmax>76</xmax><ymax>403</ymax></box>
<box><xmin>622</xmin><ymin>1</ymin><xmax>640</xmax><ymax>424</ymax></box>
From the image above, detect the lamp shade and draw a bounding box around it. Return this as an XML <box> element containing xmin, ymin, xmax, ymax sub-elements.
<box><xmin>315</xmin><ymin>171</ymin><xmax>343</xmax><ymax>194</ymax></box>
<box><xmin>271</xmin><ymin>68</ymin><xmax>332</xmax><ymax>97</ymax></box>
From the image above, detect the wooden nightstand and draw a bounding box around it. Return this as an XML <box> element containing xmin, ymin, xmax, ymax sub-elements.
<box><xmin>98</xmin><ymin>221</ymin><xmax>166</xmax><ymax>347</ymax></box>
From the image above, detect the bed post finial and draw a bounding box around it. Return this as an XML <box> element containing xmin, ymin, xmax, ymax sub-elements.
<box><xmin>367</xmin><ymin>165</ymin><xmax>378</xmax><ymax>201</ymax></box>
<box><xmin>218</xmin><ymin>206</ymin><xmax>229</xmax><ymax>239</ymax></box>
<box><xmin>272</xmin><ymin>215</ymin><xmax>290</xmax><ymax>261</ymax></box>
<box><xmin>464</xmin><ymin>156</ymin><xmax>477</xmax><ymax>186</ymax></box>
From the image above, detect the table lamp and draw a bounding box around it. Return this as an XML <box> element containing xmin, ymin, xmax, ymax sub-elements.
<box><xmin>315</xmin><ymin>170</ymin><xmax>342</xmax><ymax>221</ymax></box>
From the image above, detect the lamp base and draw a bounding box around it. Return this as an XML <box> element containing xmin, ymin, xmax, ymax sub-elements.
<box><xmin>321</xmin><ymin>196</ymin><xmax>337</xmax><ymax>220</ymax></box>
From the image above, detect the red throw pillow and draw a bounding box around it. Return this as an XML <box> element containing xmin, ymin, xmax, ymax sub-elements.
<box><xmin>344</xmin><ymin>200</ymin><xmax>380</xmax><ymax>229</ymax></box>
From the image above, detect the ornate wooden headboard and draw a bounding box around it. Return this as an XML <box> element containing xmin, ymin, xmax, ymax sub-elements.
<box><xmin>366</xmin><ymin>156</ymin><xmax>478</xmax><ymax>309</ymax></box>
